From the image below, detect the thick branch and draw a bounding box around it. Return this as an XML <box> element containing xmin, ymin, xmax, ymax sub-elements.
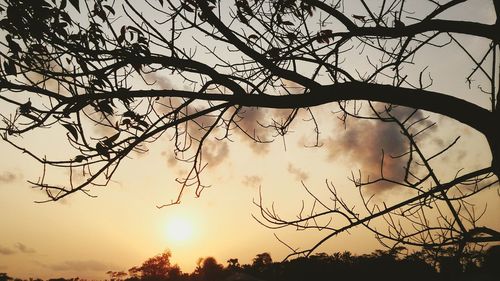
<box><xmin>353</xmin><ymin>20</ymin><xmax>498</xmax><ymax>41</ymax></box>
<box><xmin>79</xmin><ymin>82</ymin><xmax>493</xmax><ymax>139</ymax></box>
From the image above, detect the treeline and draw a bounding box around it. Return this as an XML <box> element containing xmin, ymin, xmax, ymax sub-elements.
<box><xmin>1</xmin><ymin>246</ymin><xmax>499</xmax><ymax>281</ymax></box>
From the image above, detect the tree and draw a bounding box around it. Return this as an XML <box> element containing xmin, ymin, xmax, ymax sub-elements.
<box><xmin>194</xmin><ymin>257</ymin><xmax>225</xmax><ymax>281</ymax></box>
<box><xmin>252</xmin><ymin>252</ymin><xmax>273</xmax><ymax>269</ymax></box>
<box><xmin>0</xmin><ymin>273</ymin><xmax>12</xmax><ymax>281</ymax></box>
<box><xmin>128</xmin><ymin>250</ymin><xmax>181</xmax><ymax>280</ymax></box>
<box><xmin>0</xmin><ymin>0</ymin><xmax>498</xmax><ymax>267</ymax></box>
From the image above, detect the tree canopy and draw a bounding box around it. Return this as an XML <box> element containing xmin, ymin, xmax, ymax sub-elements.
<box><xmin>0</xmin><ymin>0</ymin><xmax>498</xmax><ymax>262</ymax></box>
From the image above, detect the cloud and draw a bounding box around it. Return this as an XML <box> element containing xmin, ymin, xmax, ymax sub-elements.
<box><xmin>287</xmin><ymin>163</ymin><xmax>309</xmax><ymax>181</ymax></box>
<box><xmin>0</xmin><ymin>172</ymin><xmax>18</xmax><ymax>183</ymax></box>
<box><xmin>203</xmin><ymin>140</ymin><xmax>229</xmax><ymax>168</ymax></box>
<box><xmin>326</xmin><ymin>107</ymin><xmax>430</xmax><ymax>192</ymax></box>
<box><xmin>48</xmin><ymin>260</ymin><xmax>109</xmax><ymax>272</ymax></box>
<box><xmin>0</xmin><ymin>245</ymin><xmax>15</xmax><ymax>255</ymax></box>
<box><xmin>242</xmin><ymin>175</ymin><xmax>262</xmax><ymax>188</ymax></box>
<box><xmin>163</xmin><ymin>151</ymin><xmax>178</xmax><ymax>167</ymax></box>
<box><xmin>15</xmin><ymin>242</ymin><xmax>36</xmax><ymax>254</ymax></box>
<box><xmin>234</xmin><ymin>107</ymin><xmax>270</xmax><ymax>155</ymax></box>
<box><xmin>0</xmin><ymin>243</ymin><xmax>36</xmax><ymax>255</ymax></box>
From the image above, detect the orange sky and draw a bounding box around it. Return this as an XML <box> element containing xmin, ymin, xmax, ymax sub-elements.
<box><xmin>0</xmin><ymin>0</ymin><xmax>499</xmax><ymax>279</ymax></box>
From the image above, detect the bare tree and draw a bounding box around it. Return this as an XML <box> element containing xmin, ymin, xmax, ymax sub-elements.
<box><xmin>0</xmin><ymin>0</ymin><xmax>498</xmax><ymax>266</ymax></box>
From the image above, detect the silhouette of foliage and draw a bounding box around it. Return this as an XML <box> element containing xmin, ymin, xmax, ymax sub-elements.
<box><xmin>2</xmin><ymin>246</ymin><xmax>500</xmax><ymax>280</ymax></box>
<box><xmin>0</xmin><ymin>273</ymin><xmax>12</xmax><ymax>281</ymax></box>
<box><xmin>194</xmin><ymin>257</ymin><xmax>225</xmax><ymax>281</ymax></box>
<box><xmin>127</xmin><ymin>251</ymin><xmax>181</xmax><ymax>281</ymax></box>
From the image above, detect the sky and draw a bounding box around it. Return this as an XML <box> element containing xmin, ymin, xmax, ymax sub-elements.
<box><xmin>0</xmin><ymin>0</ymin><xmax>499</xmax><ymax>279</ymax></box>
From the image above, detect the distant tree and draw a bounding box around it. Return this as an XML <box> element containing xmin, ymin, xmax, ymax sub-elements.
<box><xmin>107</xmin><ymin>270</ymin><xmax>128</xmax><ymax>281</ymax></box>
<box><xmin>0</xmin><ymin>273</ymin><xmax>12</xmax><ymax>281</ymax></box>
<box><xmin>128</xmin><ymin>250</ymin><xmax>181</xmax><ymax>281</ymax></box>
<box><xmin>194</xmin><ymin>257</ymin><xmax>225</xmax><ymax>281</ymax></box>
<box><xmin>252</xmin><ymin>252</ymin><xmax>273</xmax><ymax>269</ymax></box>
<box><xmin>482</xmin><ymin>245</ymin><xmax>500</xmax><ymax>277</ymax></box>
<box><xmin>226</xmin><ymin>258</ymin><xmax>241</xmax><ymax>271</ymax></box>
<box><xmin>0</xmin><ymin>0</ymin><xmax>498</xmax><ymax>266</ymax></box>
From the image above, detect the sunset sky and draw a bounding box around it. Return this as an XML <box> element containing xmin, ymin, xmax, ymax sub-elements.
<box><xmin>1</xmin><ymin>0</ymin><xmax>499</xmax><ymax>279</ymax></box>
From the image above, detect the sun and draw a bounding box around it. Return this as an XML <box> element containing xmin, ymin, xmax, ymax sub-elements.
<box><xmin>166</xmin><ymin>217</ymin><xmax>194</xmax><ymax>242</ymax></box>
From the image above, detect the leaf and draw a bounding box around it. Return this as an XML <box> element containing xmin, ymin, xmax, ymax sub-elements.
<box><xmin>97</xmin><ymin>100</ymin><xmax>114</xmax><ymax>115</ymax></box>
<box><xmin>69</xmin><ymin>0</ymin><xmax>80</xmax><ymax>12</ymax></box>
<box><xmin>97</xmin><ymin>7</ymin><xmax>107</xmax><ymax>21</ymax></box>
<box><xmin>117</xmin><ymin>34</ymin><xmax>124</xmax><ymax>44</ymax></box>
<box><xmin>3</xmin><ymin>59</ymin><xmax>17</xmax><ymax>75</ymax></box>
<box><xmin>131</xmin><ymin>63</ymin><xmax>142</xmax><ymax>73</ymax></box>
<box><xmin>158</xmin><ymin>0</ymin><xmax>164</xmax><ymax>6</ymax></box>
<box><xmin>96</xmin><ymin>142</ymin><xmax>110</xmax><ymax>159</ymax></box>
<box><xmin>127</xmin><ymin>26</ymin><xmax>143</xmax><ymax>35</ymax></box>
<box><xmin>123</xmin><ymin>110</ymin><xmax>136</xmax><ymax>118</ymax></box>
<box><xmin>19</xmin><ymin>100</ymin><xmax>32</xmax><ymax>115</ymax></box>
<box><xmin>103</xmin><ymin>5</ymin><xmax>115</xmax><ymax>15</ymax></box>
<box><xmin>62</xmin><ymin>123</ymin><xmax>79</xmax><ymax>141</ymax></box>
<box><xmin>121</xmin><ymin>118</ymin><xmax>131</xmax><ymax>126</ymax></box>
<box><xmin>60</xmin><ymin>12</ymin><xmax>72</xmax><ymax>25</ymax></box>
<box><xmin>74</xmin><ymin>155</ymin><xmax>86</xmax><ymax>162</ymax></box>
<box><xmin>248</xmin><ymin>34</ymin><xmax>259</xmax><ymax>40</ymax></box>
<box><xmin>281</xmin><ymin>21</ymin><xmax>294</xmax><ymax>26</ymax></box>
<box><xmin>6</xmin><ymin>35</ymin><xmax>21</xmax><ymax>55</ymax></box>
<box><xmin>60</xmin><ymin>0</ymin><xmax>67</xmax><ymax>9</ymax></box>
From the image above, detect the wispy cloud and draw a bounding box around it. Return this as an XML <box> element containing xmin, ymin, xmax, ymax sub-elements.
<box><xmin>242</xmin><ymin>175</ymin><xmax>262</xmax><ymax>188</ymax></box>
<box><xmin>287</xmin><ymin>163</ymin><xmax>309</xmax><ymax>181</ymax></box>
<box><xmin>203</xmin><ymin>140</ymin><xmax>229</xmax><ymax>168</ymax></box>
<box><xmin>15</xmin><ymin>242</ymin><xmax>36</xmax><ymax>254</ymax></box>
<box><xmin>0</xmin><ymin>243</ymin><xmax>37</xmax><ymax>255</ymax></box>
<box><xmin>326</xmin><ymin>107</ymin><xmax>430</xmax><ymax>192</ymax></box>
<box><xmin>0</xmin><ymin>172</ymin><xmax>18</xmax><ymax>183</ymax></box>
<box><xmin>0</xmin><ymin>245</ymin><xmax>15</xmax><ymax>255</ymax></box>
<box><xmin>234</xmin><ymin>107</ymin><xmax>271</xmax><ymax>155</ymax></box>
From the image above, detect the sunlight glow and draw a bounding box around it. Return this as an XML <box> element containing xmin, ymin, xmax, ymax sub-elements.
<box><xmin>166</xmin><ymin>217</ymin><xmax>194</xmax><ymax>242</ymax></box>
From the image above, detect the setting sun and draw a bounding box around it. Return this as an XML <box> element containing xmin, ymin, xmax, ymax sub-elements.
<box><xmin>166</xmin><ymin>217</ymin><xmax>194</xmax><ymax>243</ymax></box>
